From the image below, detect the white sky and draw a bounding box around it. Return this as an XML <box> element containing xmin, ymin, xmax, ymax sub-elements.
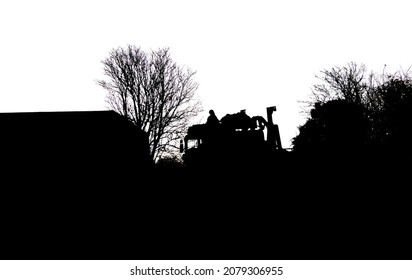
<box><xmin>1</xmin><ymin>0</ymin><xmax>411</xmax><ymax>148</ymax></box>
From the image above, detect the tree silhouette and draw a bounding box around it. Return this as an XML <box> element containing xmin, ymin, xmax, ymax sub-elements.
<box><xmin>97</xmin><ymin>45</ymin><xmax>202</xmax><ymax>161</ymax></box>
<box><xmin>294</xmin><ymin>62</ymin><xmax>412</xmax><ymax>160</ymax></box>
<box><xmin>293</xmin><ymin>99</ymin><xmax>368</xmax><ymax>157</ymax></box>
<box><xmin>370</xmin><ymin>73</ymin><xmax>412</xmax><ymax>156</ymax></box>
<box><xmin>310</xmin><ymin>62</ymin><xmax>369</xmax><ymax>105</ymax></box>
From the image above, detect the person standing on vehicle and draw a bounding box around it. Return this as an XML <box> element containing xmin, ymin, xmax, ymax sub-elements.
<box><xmin>206</xmin><ymin>110</ymin><xmax>220</xmax><ymax>127</ymax></box>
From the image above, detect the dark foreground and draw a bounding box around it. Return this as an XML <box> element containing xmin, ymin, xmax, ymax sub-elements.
<box><xmin>1</xmin><ymin>152</ymin><xmax>410</xmax><ymax>260</ymax></box>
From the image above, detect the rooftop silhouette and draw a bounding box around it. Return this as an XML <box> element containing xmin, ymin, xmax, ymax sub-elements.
<box><xmin>0</xmin><ymin>110</ymin><xmax>151</xmax><ymax>181</ymax></box>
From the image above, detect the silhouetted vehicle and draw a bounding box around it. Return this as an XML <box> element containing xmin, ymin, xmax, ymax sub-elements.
<box><xmin>180</xmin><ymin>106</ymin><xmax>287</xmax><ymax>168</ymax></box>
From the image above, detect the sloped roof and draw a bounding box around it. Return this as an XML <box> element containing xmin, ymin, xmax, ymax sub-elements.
<box><xmin>0</xmin><ymin>110</ymin><xmax>151</xmax><ymax>179</ymax></box>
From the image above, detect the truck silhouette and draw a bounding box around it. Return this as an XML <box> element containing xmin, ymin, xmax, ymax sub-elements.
<box><xmin>180</xmin><ymin>106</ymin><xmax>286</xmax><ymax>168</ymax></box>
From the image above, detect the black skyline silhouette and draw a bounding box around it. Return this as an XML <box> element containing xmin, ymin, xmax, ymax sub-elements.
<box><xmin>0</xmin><ymin>108</ymin><xmax>410</xmax><ymax>260</ymax></box>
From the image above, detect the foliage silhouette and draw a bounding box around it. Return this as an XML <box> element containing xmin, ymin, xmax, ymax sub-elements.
<box><xmin>370</xmin><ymin>74</ymin><xmax>412</xmax><ymax>157</ymax></box>
<box><xmin>293</xmin><ymin>99</ymin><xmax>368</xmax><ymax>156</ymax></box>
<box><xmin>97</xmin><ymin>45</ymin><xmax>202</xmax><ymax>162</ymax></box>
<box><xmin>294</xmin><ymin>62</ymin><xmax>412</xmax><ymax>161</ymax></box>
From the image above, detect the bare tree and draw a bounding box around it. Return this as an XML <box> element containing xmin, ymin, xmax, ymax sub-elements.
<box><xmin>97</xmin><ymin>45</ymin><xmax>202</xmax><ymax>161</ymax></box>
<box><xmin>311</xmin><ymin>62</ymin><xmax>370</xmax><ymax>105</ymax></box>
<box><xmin>309</xmin><ymin>62</ymin><xmax>412</xmax><ymax>119</ymax></box>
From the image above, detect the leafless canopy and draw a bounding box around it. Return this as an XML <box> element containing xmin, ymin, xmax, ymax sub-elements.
<box><xmin>97</xmin><ymin>45</ymin><xmax>202</xmax><ymax>161</ymax></box>
<box><xmin>311</xmin><ymin>62</ymin><xmax>369</xmax><ymax>104</ymax></box>
<box><xmin>309</xmin><ymin>62</ymin><xmax>412</xmax><ymax>113</ymax></box>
